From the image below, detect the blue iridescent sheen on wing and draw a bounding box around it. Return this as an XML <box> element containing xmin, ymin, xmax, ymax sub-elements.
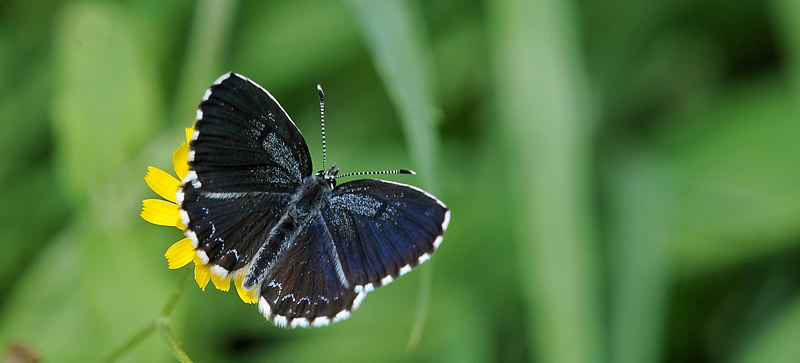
<box><xmin>259</xmin><ymin>215</ymin><xmax>360</xmax><ymax>325</ymax></box>
<box><xmin>323</xmin><ymin>179</ymin><xmax>448</xmax><ymax>289</ymax></box>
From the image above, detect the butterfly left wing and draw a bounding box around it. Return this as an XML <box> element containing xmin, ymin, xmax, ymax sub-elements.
<box><xmin>188</xmin><ymin>72</ymin><xmax>313</xmax><ymax>194</ymax></box>
<box><xmin>180</xmin><ymin>73</ymin><xmax>312</xmax><ymax>275</ymax></box>
<box><xmin>322</xmin><ymin>179</ymin><xmax>449</xmax><ymax>294</ymax></box>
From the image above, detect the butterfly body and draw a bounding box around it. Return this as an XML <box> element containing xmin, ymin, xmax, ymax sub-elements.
<box><xmin>179</xmin><ymin>72</ymin><xmax>449</xmax><ymax>327</ymax></box>
<box><xmin>244</xmin><ymin>169</ymin><xmax>337</xmax><ymax>289</ymax></box>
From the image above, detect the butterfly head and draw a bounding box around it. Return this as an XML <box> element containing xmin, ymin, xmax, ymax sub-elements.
<box><xmin>316</xmin><ymin>166</ymin><xmax>339</xmax><ymax>189</ymax></box>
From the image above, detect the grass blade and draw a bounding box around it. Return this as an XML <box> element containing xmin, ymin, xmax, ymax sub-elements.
<box><xmin>489</xmin><ymin>0</ymin><xmax>604</xmax><ymax>362</ymax></box>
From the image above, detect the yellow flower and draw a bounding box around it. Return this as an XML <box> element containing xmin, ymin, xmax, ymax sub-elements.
<box><xmin>141</xmin><ymin>127</ymin><xmax>258</xmax><ymax>304</ymax></box>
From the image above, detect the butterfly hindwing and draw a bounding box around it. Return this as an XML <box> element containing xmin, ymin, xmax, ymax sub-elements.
<box><xmin>258</xmin><ymin>214</ymin><xmax>364</xmax><ymax>328</ymax></box>
<box><xmin>322</xmin><ymin>179</ymin><xmax>450</xmax><ymax>293</ymax></box>
<box><xmin>180</xmin><ymin>185</ymin><xmax>290</xmax><ymax>272</ymax></box>
<box><xmin>188</xmin><ymin>72</ymin><xmax>313</xmax><ymax>194</ymax></box>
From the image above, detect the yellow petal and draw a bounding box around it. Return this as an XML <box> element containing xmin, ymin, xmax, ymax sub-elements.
<box><xmin>211</xmin><ymin>274</ymin><xmax>231</xmax><ymax>292</ymax></box>
<box><xmin>141</xmin><ymin>199</ymin><xmax>181</xmax><ymax>228</ymax></box>
<box><xmin>164</xmin><ymin>238</ymin><xmax>193</xmax><ymax>269</ymax></box>
<box><xmin>172</xmin><ymin>143</ymin><xmax>189</xmax><ymax>180</ymax></box>
<box><xmin>234</xmin><ymin>274</ymin><xmax>259</xmax><ymax>304</ymax></box>
<box><xmin>193</xmin><ymin>256</ymin><xmax>211</xmax><ymax>291</ymax></box>
<box><xmin>144</xmin><ymin>166</ymin><xmax>180</xmax><ymax>202</ymax></box>
<box><xmin>185</xmin><ymin>127</ymin><xmax>194</xmax><ymax>143</ymax></box>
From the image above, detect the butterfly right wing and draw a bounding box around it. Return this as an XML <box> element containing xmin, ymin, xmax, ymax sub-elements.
<box><xmin>322</xmin><ymin>179</ymin><xmax>449</xmax><ymax>293</ymax></box>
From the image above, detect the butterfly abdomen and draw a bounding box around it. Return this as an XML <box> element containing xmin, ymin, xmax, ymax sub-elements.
<box><xmin>244</xmin><ymin>175</ymin><xmax>332</xmax><ymax>289</ymax></box>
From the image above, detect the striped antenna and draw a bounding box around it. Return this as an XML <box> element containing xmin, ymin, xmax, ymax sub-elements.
<box><xmin>316</xmin><ymin>86</ymin><xmax>414</xmax><ymax>180</ymax></box>
<box><xmin>317</xmin><ymin>84</ymin><xmax>327</xmax><ymax>170</ymax></box>
<box><xmin>336</xmin><ymin>169</ymin><xmax>416</xmax><ymax>179</ymax></box>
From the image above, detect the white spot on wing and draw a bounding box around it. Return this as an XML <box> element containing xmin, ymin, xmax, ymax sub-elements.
<box><xmin>381</xmin><ymin>275</ymin><xmax>394</xmax><ymax>286</ymax></box>
<box><xmin>352</xmin><ymin>292</ymin><xmax>366</xmax><ymax>310</ymax></box>
<box><xmin>195</xmin><ymin>109</ymin><xmax>203</xmax><ymax>121</ymax></box>
<box><xmin>184</xmin><ymin>171</ymin><xmax>200</xmax><ymax>188</ymax></box>
<box><xmin>186</xmin><ymin>230</ymin><xmax>198</xmax><ymax>247</ymax></box>
<box><xmin>210</xmin><ymin>265</ymin><xmax>229</xmax><ymax>278</ymax></box>
<box><xmin>433</xmin><ymin>235</ymin><xmax>444</xmax><ymax>250</ymax></box>
<box><xmin>273</xmin><ymin>315</ymin><xmax>288</xmax><ymax>328</ymax></box>
<box><xmin>418</xmin><ymin>253</ymin><xmax>431</xmax><ymax>265</ymax></box>
<box><xmin>442</xmin><ymin>209</ymin><xmax>451</xmax><ymax>232</ymax></box>
<box><xmin>196</xmin><ymin>250</ymin><xmax>209</xmax><ymax>265</ymax></box>
<box><xmin>290</xmin><ymin>318</ymin><xmax>309</xmax><ymax>328</ymax></box>
<box><xmin>399</xmin><ymin>264</ymin><xmax>412</xmax><ymax>275</ymax></box>
<box><xmin>312</xmin><ymin>317</ymin><xmax>330</xmax><ymax>327</ymax></box>
<box><xmin>258</xmin><ymin>297</ymin><xmax>271</xmax><ymax>317</ymax></box>
<box><xmin>179</xmin><ymin>209</ymin><xmax>190</xmax><ymax>227</ymax></box>
<box><xmin>333</xmin><ymin>310</ymin><xmax>350</xmax><ymax>323</ymax></box>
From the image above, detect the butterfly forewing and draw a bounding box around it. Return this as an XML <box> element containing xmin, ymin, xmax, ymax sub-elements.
<box><xmin>189</xmin><ymin>73</ymin><xmax>313</xmax><ymax>193</ymax></box>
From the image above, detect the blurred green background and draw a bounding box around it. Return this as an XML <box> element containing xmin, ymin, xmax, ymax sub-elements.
<box><xmin>2</xmin><ymin>0</ymin><xmax>800</xmax><ymax>361</ymax></box>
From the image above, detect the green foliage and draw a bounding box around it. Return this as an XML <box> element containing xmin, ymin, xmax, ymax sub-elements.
<box><xmin>0</xmin><ymin>0</ymin><xmax>798</xmax><ymax>361</ymax></box>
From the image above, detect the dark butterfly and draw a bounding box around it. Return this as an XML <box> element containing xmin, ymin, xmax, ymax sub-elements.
<box><xmin>176</xmin><ymin>72</ymin><xmax>450</xmax><ymax>328</ymax></box>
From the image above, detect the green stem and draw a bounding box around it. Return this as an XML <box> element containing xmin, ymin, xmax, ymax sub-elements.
<box><xmin>103</xmin><ymin>268</ymin><xmax>192</xmax><ymax>362</ymax></box>
<box><xmin>172</xmin><ymin>0</ymin><xmax>239</xmax><ymax>124</ymax></box>
<box><xmin>162</xmin><ymin>267</ymin><xmax>191</xmax><ymax>316</ymax></box>
<box><xmin>406</xmin><ymin>265</ymin><xmax>432</xmax><ymax>350</ymax></box>
<box><xmin>490</xmin><ymin>0</ymin><xmax>603</xmax><ymax>362</ymax></box>
<box><xmin>157</xmin><ymin>316</ymin><xmax>193</xmax><ymax>363</ymax></box>
<box><xmin>102</xmin><ymin>322</ymin><xmax>156</xmax><ymax>363</ymax></box>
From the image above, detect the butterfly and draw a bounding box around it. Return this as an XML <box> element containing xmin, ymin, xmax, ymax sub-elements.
<box><xmin>177</xmin><ymin>72</ymin><xmax>450</xmax><ymax>328</ymax></box>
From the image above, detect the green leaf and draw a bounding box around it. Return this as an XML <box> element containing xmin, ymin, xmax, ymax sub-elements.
<box><xmin>489</xmin><ymin>0</ymin><xmax>604</xmax><ymax>362</ymax></box>
<box><xmin>606</xmin><ymin>150</ymin><xmax>671</xmax><ymax>363</ymax></box>
<box><xmin>171</xmin><ymin>0</ymin><xmax>238</xmax><ymax>124</ymax></box>
<box><xmin>657</xmin><ymin>79</ymin><xmax>800</xmax><ymax>275</ymax></box>
<box><xmin>732</xmin><ymin>293</ymin><xmax>800</xmax><ymax>363</ymax></box>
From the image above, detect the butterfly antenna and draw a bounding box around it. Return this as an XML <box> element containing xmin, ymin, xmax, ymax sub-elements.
<box><xmin>336</xmin><ymin>169</ymin><xmax>416</xmax><ymax>179</ymax></box>
<box><xmin>317</xmin><ymin>84</ymin><xmax>327</xmax><ymax>170</ymax></box>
